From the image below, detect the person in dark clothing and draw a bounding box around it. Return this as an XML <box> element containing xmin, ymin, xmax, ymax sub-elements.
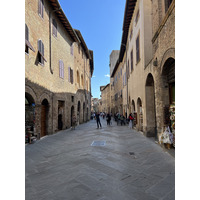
<box><xmin>96</xmin><ymin>112</ymin><xmax>102</xmax><ymax>129</ymax></box>
<box><xmin>106</xmin><ymin>113</ymin><xmax>111</xmax><ymax>126</ymax></box>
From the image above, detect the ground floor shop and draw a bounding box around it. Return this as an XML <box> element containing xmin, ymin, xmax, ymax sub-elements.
<box><xmin>25</xmin><ymin>80</ymin><xmax>91</xmax><ymax>143</ymax></box>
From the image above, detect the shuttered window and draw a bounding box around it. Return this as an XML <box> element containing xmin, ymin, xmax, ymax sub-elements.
<box><xmin>136</xmin><ymin>34</ymin><xmax>140</xmax><ymax>64</ymax></box>
<box><xmin>38</xmin><ymin>0</ymin><xmax>44</xmax><ymax>18</ymax></box>
<box><xmin>59</xmin><ymin>60</ymin><xmax>64</xmax><ymax>79</ymax></box>
<box><xmin>38</xmin><ymin>40</ymin><xmax>46</xmax><ymax>65</ymax></box>
<box><xmin>52</xmin><ymin>19</ymin><xmax>57</xmax><ymax>37</ymax></box>
<box><xmin>25</xmin><ymin>24</ymin><xmax>35</xmax><ymax>53</ymax></box>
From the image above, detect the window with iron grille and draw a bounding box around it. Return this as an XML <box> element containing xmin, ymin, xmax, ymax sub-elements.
<box><xmin>136</xmin><ymin>33</ymin><xmax>140</xmax><ymax>64</ymax></box>
<box><xmin>52</xmin><ymin>19</ymin><xmax>57</xmax><ymax>37</ymax></box>
<box><xmin>38</xmin><ymin>0</ymin><xmax>44</xmax><ymax>18</ymax></box>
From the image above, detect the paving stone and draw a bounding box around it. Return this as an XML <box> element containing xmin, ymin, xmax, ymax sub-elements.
<box><xmin>26</xmin><ymin>119</ymin><xmax>175</xmax><ymax>200</ymax></box>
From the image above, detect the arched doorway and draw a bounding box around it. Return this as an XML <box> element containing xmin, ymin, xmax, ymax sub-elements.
<box><xmin>137</xmin><ymin>98</ymin><xmax>143</xmax><ymax>131</ymax></box>
<box><xmin>145</xmin><ymin>73</ymin><xmax>157</xmax><ymax>137</ymax></box>
<box><xmin>162</xmin><ymin>57</ymin><xmax>175</xmax><ymax>146</ymax></box>
<box><xmin>71</xmin><ymin>106</ymin><xmax>74</xmax><ymax>127</ymax></box>
<box><xmin>41</xmin><ymin>99</ymin><xmax>49</xmax><ymax>137</ymax></box>
<box><xmin>25</xmin><ymin>93</ymin><xmax>35</xmax><ymax>143</ymax></box>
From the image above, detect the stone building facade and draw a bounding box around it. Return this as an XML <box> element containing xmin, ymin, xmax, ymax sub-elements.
<box><xmin>111</xmin><ymin>61</ymin><xmax>123</xmax><ymax>115</ymax></box>
<box><xmin>25</xmin><ymin>0</ymin><xmax>93</xmax><ymax>140</ymax></box>
<box><xmin>100</xmin><ymin>84</ymin><xmax>110</xmax><ymax>113</ymax></box>
<box><xmin>109</xmin><ymin>0</ymin><xmax>175</xmax><ymax>143</ymax></box>
<box><xmin>109</xmin><ymin>50</ymin><xmax>119</xmax><ymax>114</ymax></box>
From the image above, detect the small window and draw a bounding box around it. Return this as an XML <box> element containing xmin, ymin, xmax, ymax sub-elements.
<box><xmin>165</xmin><ymin>0</ymin><xmax>173</xmax><ymax>13</ymax></box>
<box><xmin>70</xmin><ymin>44</ymin><xmax>73</xmax><ymax>55</ymax></box>
<box><xmin>38</xmin><ymin>0</ymin><xmax>44</xmax><ymax>18</ymax></box>
<box><xmin>71</xmin><ymin>96</ymin><xmax>74</xmax><ymax>102</ymax></box>
<box><xmin>136</xmin><ymin>33</ymin><xmax>140</xmax><ymax>64</ymax></box>
<box><xmin>131</xmin><ymin>50</ymin><xmax>133</xmax><ymax>71</ymax></box>
<box><xmin>52</xmin><ymin>19</ymin><xmax>57</xmax><ymax>37</ymax></box>
<box><xmin>68</xmin><ymin>67</ymin><xmax>73</xmax><ymax>84</ymax></box>
<box><xmin>59</xmin><ymin>60</ymin><xmax>64</xmax><ymax>79</ymax></box>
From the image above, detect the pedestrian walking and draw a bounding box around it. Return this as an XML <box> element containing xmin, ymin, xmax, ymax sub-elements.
<box><xmin>96</xmin><ymin>112</ymin><xmax>102</xmax><ymax>129</ymax></box>
<box><xmin>106</xmin><ymin>113</ymin><xmax>111</xmax><ymax>126</ymax></box>
<box><xmin>128</xmin><ymin>113</ymin><xmax>134</xmax><ymax>129</ymax></box>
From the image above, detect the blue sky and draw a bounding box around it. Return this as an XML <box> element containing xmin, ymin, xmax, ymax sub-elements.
<box><xmin>59</xmin><ymin>0</ymin><xmax>126</xmax><ymax>98</ymax></box>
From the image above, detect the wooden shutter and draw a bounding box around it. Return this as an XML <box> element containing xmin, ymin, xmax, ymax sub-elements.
<box><xmin>59</xmin><ymin>60</ymin><xmax>61</xmax><ymax>78</ymax></box>
<box><xmin>38</xmin><ymin>40</ymin><xmax>42</xmax><ymax>52</ymax></box>
<box><xmin>38</xmin><ymin>0</ymin><xmax>41</xmax><ymax>15</ymax></box>
<box><xmin>52</xmin><ymin>19</ymin><xmax>57</xmax><ymax>37</ymax></box>
<box><xmin>25</xmin><ymin>24</ymin><xmax>29</xmax><ymax>41</ymax></box>
<box><xmin>131</xmin><ymin>50</ymin><xmax>133</xmax><ymax>71</ymax></box>
<box><xmin>41</xmin><ymin>0</ymin><xmax>44</xmax><ymax>18</ymax></box>
<box><xmin>61</xmin><ymin>61</ymin><xmax>64</xmax><ymax>79</ymax></box>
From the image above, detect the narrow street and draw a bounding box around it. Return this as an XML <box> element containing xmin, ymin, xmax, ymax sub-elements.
<box><xmin>25</xmin><ymin>118</ymin><xmax>175</xmax><ymax>200</ymax></box>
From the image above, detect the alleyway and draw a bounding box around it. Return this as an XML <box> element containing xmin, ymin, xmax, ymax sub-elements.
<box><xmin>25</xmin><ymin>118</ymin><xmax>175</xmax><ymax>200</ymax></box>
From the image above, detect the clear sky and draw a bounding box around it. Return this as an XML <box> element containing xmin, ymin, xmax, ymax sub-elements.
<box><xmin>59</xmin><ymin>0</ymin><xmax>126</xmax><ymax>98</ymax></box>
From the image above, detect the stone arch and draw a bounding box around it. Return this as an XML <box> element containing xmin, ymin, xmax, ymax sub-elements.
<box><xmin>160</xmin><ymin>48</ymin><xmax>175</xmax><ymax>74</ymax></box>
<box><xmin>25</xmin><ymin>86</ymin><xmax>37</xmax><ymax>103</ymax></box>
<box><xmin>39</xmin><ymin>92</ymin><xmax>51</xmax><ymax>104</ymax></box>
<box><xmin>161</xmin><ymin>57</ymin><xmax>175</xmax><ymax>129</ymax></box>
<box><xmin>145</xmin><ymin>73</ymin><xmax>157</xmax><ymax>137</ymax></box>
<box><xmin>131</xmin><ymin>100</ymin><xmax>135</xmax><ymax>112</ymax></box>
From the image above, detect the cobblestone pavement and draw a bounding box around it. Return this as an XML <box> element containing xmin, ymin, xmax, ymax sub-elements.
<box><xmin>25</xmin><ymin>118</ymin><xmax>175</xmax><ymax>200</ymax></box>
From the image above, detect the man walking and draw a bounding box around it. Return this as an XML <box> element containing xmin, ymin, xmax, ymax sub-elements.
<box><xmin>95</xmin><ymin>112</ymin><xmax>102</xmax><ymax>129</ymax></box>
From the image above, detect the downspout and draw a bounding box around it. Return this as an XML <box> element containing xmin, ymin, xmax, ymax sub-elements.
<box><xmin>49</xmin><ymin>7</ymin><xmax>61</xmax><ymax>74</ymax></box>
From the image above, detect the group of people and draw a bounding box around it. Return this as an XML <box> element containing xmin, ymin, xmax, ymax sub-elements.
<box><xmin>92</xmin><ymin>112</ymin><xmax>135</xmax><ymax>129</ymax></box>
<box><xmin>70</xmin><ymin>112</ymin><xmax>135</xmax><ymax>130</ymax></box>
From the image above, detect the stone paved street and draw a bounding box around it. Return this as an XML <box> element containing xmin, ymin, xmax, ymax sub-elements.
<box><xmin>25</xmin><ymin>118</ymin><xmax>175</xmax><ymax>200</ymax></box>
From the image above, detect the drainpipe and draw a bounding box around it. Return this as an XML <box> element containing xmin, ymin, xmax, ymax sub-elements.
<box><xmin>49</xmin><ymin>7</ymin><xmax>61</xmax><ymax>74</ymax></box>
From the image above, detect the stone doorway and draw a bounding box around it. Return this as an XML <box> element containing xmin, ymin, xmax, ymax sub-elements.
<box><xmin>145</xmin><ymin>73</ymin><xmax>157</xmax><ymax>137</ymax></box>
